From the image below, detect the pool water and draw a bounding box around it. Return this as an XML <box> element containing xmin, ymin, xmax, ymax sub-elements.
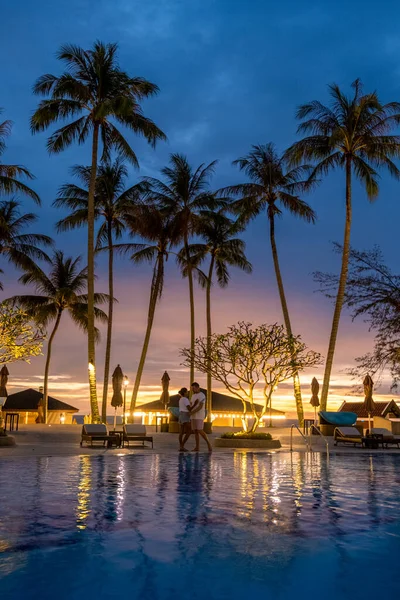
<box><xmin>0</xmin><ymin>452</ymin><xmax>400</xmax><ymax>599</ymax></box>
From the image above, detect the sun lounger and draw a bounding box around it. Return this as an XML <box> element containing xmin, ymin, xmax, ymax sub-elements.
<box><xmin>371</xmin><ymin>428</ymin><xmax>400</xmax><ymax>448</ymax></box>
<box><xmin>80</xmin><ymin>424</ymin><xmax>112</xmax><ymax>447</ymax></box>
<box><xmin>122</xmin><ymin>424</ymin><xmax>153</xmax><ymax>448</ymax></box>
<box><xmin>334</xmin><ymin>426</ymin><xmax>363</xmax><ymax>447</ymax></box>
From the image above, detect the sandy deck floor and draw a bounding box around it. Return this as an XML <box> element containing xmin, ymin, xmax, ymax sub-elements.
<box><xmin>1</xmin><ymin>424</ymin><xmax>400</xmax><ymax>457</ymax></box>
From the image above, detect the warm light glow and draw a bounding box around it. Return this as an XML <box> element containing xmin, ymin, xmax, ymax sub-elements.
<box><xmin>123</xmin><ymin>375</ymin><xmax>129</xmax><ymax>387</ymax></box>
<box><xmin>209</xmin><ymin>412</ymin><xmax>286</xmax><ymax>420</ymax></box>
<box><xmin>60</xmin><ymin>413</ymin><xmax>65</xmax><ymax>424</ymax></box>
<box><xmin>88</xmin><ymin>362</ymin><xmax>95</xmax><ymax>373</ymax></box>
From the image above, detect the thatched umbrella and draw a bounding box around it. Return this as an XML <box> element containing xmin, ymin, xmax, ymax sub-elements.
<box><xmin>363</xmin><ymin>374</ymin><xmax>376</xmax><ymax>433</ymax></box>
<box><xmin>310</xmin><ymin>377</ymin><xmax>320</xmax><ymax>424</ymax></box>
<box><xmin>111</xmin><ymin>365</ymin><xmax>124</xmax><ymax>430</ymax></box>
<box><xmin>0</xmin><ymin>366</ymin><xmax>9</xmax><ymax>400</ymax></box>
<box><xmin>0</xmin><ymin>365</ymin><xmax>7</xmax><ymax>427</ymax></box>
<box><xmin>161</xmin><ymin>371</ymin><xmax>170</xmax><ymax>410</ymax></box>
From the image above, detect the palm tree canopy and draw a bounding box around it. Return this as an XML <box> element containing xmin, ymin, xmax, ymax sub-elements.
<box><xmin>0</xmin><ymin>109</ymin><xmax>40</xmax><ymax>203</ymax></box>
<box><xmin>0</xmin><ymin>199</ymin><xmax>52</xmax><ymax>283</ymax></box>
<box><xmin>142</xmin><ymin>153</ymin><xmax>220</xmax><ymax>237</ymax></box>
<box><xmin>186</xmin><ymin>210</ymin><xmax>252</xmax><ymax>288</ymax></box>
<box><xmin>31</xmin><ymin>41</ymin><xmax>166</xmax><ymax>166</ymax></box>
<box><xmin>285</xmin><ymin>79</ymin><xmax>400</xmax><ymax>199</ymax></box>
<box><xmin>54</xmin><ymin>158</ymin><xmax>144</xmax><ymax>246</ymax></box>
<box><xmin>221</xmin><ymin>143</ymin><xmax>316</xmax><ymax>224</ymax></box>
<box><xmin>4</xmin><ymin>250</ymin><xmax>108</xmax><ymax>336</ymax></box>
<box><xmin>116</xmin><ymin>205</ymin><xmax>182</xmax><ymax>301</ymax></box>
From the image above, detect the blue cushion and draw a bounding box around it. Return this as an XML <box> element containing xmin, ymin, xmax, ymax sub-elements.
<box><xmin>319</xmin><ymin>411</ymin><xmax>357</xmax><ymax>426</ymax></box>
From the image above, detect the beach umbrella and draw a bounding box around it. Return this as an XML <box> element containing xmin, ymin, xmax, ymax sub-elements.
<box><xmin>111</xmin><ymin>365</ymin><xmax>124</xmax><ymax>430</ymax></box>
<box><xmin>161</xmin><ymin>371</ymin><xmax>170</xmax><ymax>410</ymax></box>
<box><xmin>0</xmin><ymin>366</ymin><xmax>9</xmax><ymax>412</ymax></box>
<box><xmin>0</xmin><ymin>365</ymin><xmax>9</xmax><ymax>398</ymax></box>
<box><xmin>310</xmin><ymin>377</ymin><xmax>320</xmax><ymax>424</ymax></box>
<box><xmin>363</xmin><ymin>374</ymin><xmax>376</xmax><ymax>433</ymax></box>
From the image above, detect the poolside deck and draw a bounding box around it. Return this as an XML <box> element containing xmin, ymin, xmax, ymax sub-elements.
<box><xmin>1</xmin><ymin>424</ymin><xmax>400</xmax><ymax>457</ymax></box>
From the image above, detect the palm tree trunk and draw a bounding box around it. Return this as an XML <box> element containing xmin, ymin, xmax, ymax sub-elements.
<box><xmin>43</xmin><ymin>310</ymin><xmax>63</xmax><ymax>424</ymax></box>
<box><xmin>269</xmin><ymin>213</ymin><xmax>304</xmax><ymax>427</ymax></box>
<box><xmin>87</xmin><ymin>124</ymin><xmax>100</xmax><ymax>423</ymax></box>
<box><xmin>185</xmin><ymin>237</ymin><xmax>195</xmax><ymax>387</ymax></box>
<box><xmin>320</xmin><ymin>156</ymin><xmax>352</xmax><ymax>410</ymax></box>
<box><xmin>130</xmin><ymin>255</ymin><xmax>163</xmax><ymax>411</ymax></box>
<box><xmin>206</xmin><ymin>255</ymin><xmax>215</xmax><ymax>423</ymax></box>
<box><xmin>101</xmin><ymin>222</ymin><xmax>114</xmax><ymax>423</ymax></box>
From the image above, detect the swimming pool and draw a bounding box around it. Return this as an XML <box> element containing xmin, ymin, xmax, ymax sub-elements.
<box><xmin>0</xmin><ymin>452</ymin><xmax>399</xmax><ymax>599</ymax></box>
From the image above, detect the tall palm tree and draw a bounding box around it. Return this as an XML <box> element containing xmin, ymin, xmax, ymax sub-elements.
<box><xmin>285</xmin><ymin>79</ymin><xmax>400</xmax><ymax>410</ymax></box>
<box><xmin>5</xmin><ymin>251</ymin><xmax>108</xmax><ymax>424</ymax></box>
<box><xmin>188</xmin><ymin>210</ymin><xmax>252</xmax><ymax>422</ymax></box>
<box><xmin>119</xmin><ymin>206</ymin><xmax>181</xmax><ymax>410</ymax></box>
<box><xmin>31</xmin><ymin>41</ymin><xmax>166</xmax><ymax>422</ymax></box>
<box><xmin>223</xmin><ymin>144</ymin><xmax>315</xmax><ymax>426</ymax></box>
<box><xmin>0</xmin><ymin>109</ymin><xmax>40</xmax><ymax>203</ymax></box>
<box><xmin>0</xmin><ymin>199</ymin><xmax>52</xmax><ymax>288</ymax></box>
<box><xmin>54</xmin><ymin>158</ymin><xmax>142</xmax><ymax>423</ymax></box>
<box><xmin>143</xmin><ymin>154</ymin><xmax>217</xmax><ymax>386</ymax></box>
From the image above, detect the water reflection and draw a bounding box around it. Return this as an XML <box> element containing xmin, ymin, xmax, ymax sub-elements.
<box><xmin>0</xmin><ymin>452</ymin><xmax>399</xmax><ymax>579</ymax></box>
<box><xmin>76</xmin><ymin>456</ymin><xmax>92</xmax><ymax>530</ymax></box>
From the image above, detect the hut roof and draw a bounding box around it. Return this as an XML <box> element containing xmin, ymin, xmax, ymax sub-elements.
<box><xmin>339</xmin><ymin>400</ymin><xmax>400</xmax><ymax>419</ymax></box>
<box><xmin>3</xmin><ymin>388</ymin><xmax>78</xmax><ymax>412</ymax></box>
<box><xmin>139</xmin><ymin>388</ymin><xmax>285</xmax><ymax>416</ymax></box>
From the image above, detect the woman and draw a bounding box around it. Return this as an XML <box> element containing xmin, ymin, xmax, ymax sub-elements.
<box><xmin>178</xmin><ymin>387</ymin><xmax>192</xmax><ymax>452</ymax></box>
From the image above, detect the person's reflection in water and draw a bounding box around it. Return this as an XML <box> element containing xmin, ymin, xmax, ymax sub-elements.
<box><xmin>176</xmin><ymin>453</ymin><xmax>214</xmax><ymax>563</ymax></box>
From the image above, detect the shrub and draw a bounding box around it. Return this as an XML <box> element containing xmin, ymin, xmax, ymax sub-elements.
<box><xmin>221</xmin><ymin>431</ymin><xmax>272</xmax><ymax>440</ymax></box>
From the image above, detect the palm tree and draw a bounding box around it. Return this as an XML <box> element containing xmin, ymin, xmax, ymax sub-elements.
<box><xmin>5</xmin><ymin>251</ymin><xmax>108</xmax><ymax>424</ymax></box>
<box><xmin>0</xmin><ymin>109</ymin><xmax>40</xmax><ymax>203</ymax></box>
<box><xmin>0</xmin><ymin>199</ymin><xmax>52</xmax><ymax>288</ymax></box>
<box><xmin>285</xmin><ymin>79</ymin><xmax>400</xmax><ymax>410</ymax></box>
<box><xmin>31</xmin><ymin>41</ymin><xmax>166</xmax><ymax>422</ymax></box>
<box><xmin>188</xmin><ymin>210</ymin><xmax>252</xmax><ymax>422</ymax></box>
<box><xmin>119</xmin><ymin>205</ymin><xmax>181</xmax><ymax>411</ymax></box>
<box><xmin>223</xmin><ymin>144</ymin><xmax>315</xmax><ymax>426</ymax></box>
<box><xmin>54</xmin><ymin>158</ymin><xmax>142</xmax><ymax>423</ymax></box>
<box><xmin>143</xmin><ymin>154</ymin><xmax>217</xmax><ymax>386</ymax></box>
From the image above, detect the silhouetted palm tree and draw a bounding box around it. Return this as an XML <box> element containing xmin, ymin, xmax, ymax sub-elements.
<box><xmin>0</xmin><ymin>199</ymin><xmax>52</xmax><ymax>289</ymax></box>
<box><xmin>188</xmin><ymin>210</ymin><xmax>252</xmax><ymax>421</ymax></box>
<box><xmin>143</xmin><ymin>154</ymin><xmax>217</xmax><ymax>386</ymax></box>
<box><xmin>0</xmin><ymin>109</ymin><xmax>40</xmax><ymax>203</ymax></box>
<box><xmin>119</xmin><ymin>205</ymin><xmax>181</xmax><ymax>410</ymax></box>
<box><xmin>5</xmin><ymin>251</ymin><xmax>108</xmax><ymax>423</ymax></box>
<box><xmin>286</xmin><ymin>79</ymin><xmax>400</xmax><ymax>409</ymax></box>
<box><xmin>54</xmin><ymin>158</ymin><xmax>143</xmax><ymax>422</ymax></box>
<box><xmin>223</xmin><ymin>143</ymin><xmax>315</xmax><ymax>425</ymax></box>
<box><xmin>31</xmin><ymin>41</ymin><xmax>166</xmax><ymax>421</ymax></box>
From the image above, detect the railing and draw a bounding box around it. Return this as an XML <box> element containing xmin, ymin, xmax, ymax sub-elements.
<box><xmin>290</xmin><ymin>424</ymin><xmax>311</xmax><ymax>452</ymax></box>
<box><xmin>309</xmin><ymin>424</ymin><xmax>330</xmax><ymax>457</ymax></box>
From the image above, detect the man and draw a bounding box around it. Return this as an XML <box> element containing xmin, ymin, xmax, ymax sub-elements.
<box><xmin>178</xmin><ymin>387</ymin><xmax>191</xmax><ymax>452</ymax></box>
<box><xmin>190</xmin><ymin>382</ymin><xmax>212</xmax><ymax>452</ymax></box>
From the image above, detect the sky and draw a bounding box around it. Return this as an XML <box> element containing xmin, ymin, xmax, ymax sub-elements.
<box><xmin>1</xmin><ymin>0</ymin><xmax>400</xmax><ymax>417</ymax></box>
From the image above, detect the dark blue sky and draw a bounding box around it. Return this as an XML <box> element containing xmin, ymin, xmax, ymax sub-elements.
<box><xmin>2</xmin><ymin>0</ymin><xmax>400</xmax><ymax>412</ymax></box>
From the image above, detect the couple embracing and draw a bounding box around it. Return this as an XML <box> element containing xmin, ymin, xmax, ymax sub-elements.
<box><xmin>178</xmin><ymin>382</ymin><xmax>212</xmax><ymax>452</ymax></box>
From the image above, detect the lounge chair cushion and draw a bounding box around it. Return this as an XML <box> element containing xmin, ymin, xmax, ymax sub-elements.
<box><xmin>124</xmin><ymin>424</ymin><xmax>146</xmax><ymax>435</ymax></box>
<box><xmin>335</xmin><ymin>427</ymin><xmax>362</xmax><ymax>438</ymax></box>
<box><xmin>371</xmin><ymin>428</ymin><xmax>394</xmax><ymax>439</ymax></box>
<box><xmin>83</xmin><ymin>424</ymin><xmax>108</xmax><ymax>435</ymax></box>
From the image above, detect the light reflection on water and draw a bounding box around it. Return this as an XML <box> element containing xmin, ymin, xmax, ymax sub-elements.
<box><xmin>0</xmin><ymin>452</ymin><xmax>400</xmax><ymax>599</ymax></box>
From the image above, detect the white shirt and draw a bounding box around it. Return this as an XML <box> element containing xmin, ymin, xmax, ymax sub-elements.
<box><xmin>179</xmin><ymin>396</ymin><xmax>190</xmax><ymax>412</ymax></box>
<box><xmin>190</xmin><ymin>391</ymin><xmax>206</xmax><ymax>420</ymax></box>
